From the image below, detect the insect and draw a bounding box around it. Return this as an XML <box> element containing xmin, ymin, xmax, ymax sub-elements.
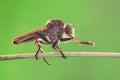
<box><xmin>13</xmin><ymin>19</ymin><xmax>95</xmax><ymax>65</ymax></box>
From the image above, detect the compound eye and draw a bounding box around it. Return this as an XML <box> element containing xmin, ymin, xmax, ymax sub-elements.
<box><xmin>65</xmin><ymin>24</ymin><xmax>74</xmax><ymax>36</ymax></box>
<box><xmin>65</xmin><ymin>25</ymin><xmax>69</xmax><ymax>34</ymax></box>
<box><xmin>65</xmin><ymin>25</ymin><xmax>71</xmax><ymax>34</ymax></box>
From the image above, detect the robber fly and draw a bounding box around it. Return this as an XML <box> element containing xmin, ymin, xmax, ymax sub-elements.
<box><xmin>13</xmin><ymin>19</ymin><xmax>95</xmax><ymax>65</ymax></box>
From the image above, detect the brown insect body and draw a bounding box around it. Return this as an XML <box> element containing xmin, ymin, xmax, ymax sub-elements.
<box><xmin>13</xmin><ymin>19</ymin><xmax>65</xmax><ymax>45</ymax></box>
<box><xmin>13</xmin><ymin>27</ymin><xmax>47</xmax><ymax>44</ymax></box>
<box><xmin>13</xmin><ymin>19</ymin><xmax>95</xmax><ymax>65</ymax></box>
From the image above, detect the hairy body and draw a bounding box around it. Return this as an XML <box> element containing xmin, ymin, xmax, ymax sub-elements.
<box><xmin>13</xmin><ymin>19</ymin><xmax>94</xmax><ymax>65</ymax></box>
<box><xmin>13</xmin><ymin>19</ymin><xmax>65</xmax><ymax>44</ymax></box>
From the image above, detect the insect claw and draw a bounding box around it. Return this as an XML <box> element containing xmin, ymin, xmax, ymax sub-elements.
<box><xmin>60</xmin><ymin>51</ymin><xmax>67</xmax><ymax>59</ymax></box>
<box><xmin>62</xmin><ymin>55</ymin><xmax>67</xmax><ymax>59</ymax></box>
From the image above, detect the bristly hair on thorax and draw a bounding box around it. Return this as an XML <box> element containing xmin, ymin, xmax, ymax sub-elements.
<box><xmin>43</xmin><ymin>19</ymin><xmax>65</xmax><ymax>42</ymax></box>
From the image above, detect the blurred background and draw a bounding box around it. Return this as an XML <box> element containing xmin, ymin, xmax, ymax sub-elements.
<box><xmin>0</xmin><ymin>0</ymin><xmax>120</xmax><ymax>80</ymax></box>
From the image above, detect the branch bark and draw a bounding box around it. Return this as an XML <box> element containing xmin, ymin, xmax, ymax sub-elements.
<box><xmin>0</xmin><ymin>52</ymin><xmax>120</xmax><ymax>61</ymax></box>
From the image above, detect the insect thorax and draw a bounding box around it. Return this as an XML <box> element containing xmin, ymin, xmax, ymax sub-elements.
<box><xmin>43</xmin><ymin>19</ymin><xmax>65</xmax><ymax>42</ymax></box>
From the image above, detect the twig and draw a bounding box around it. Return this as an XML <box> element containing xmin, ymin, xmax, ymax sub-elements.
<box><xmin>0</xmin><ymin>52</ymin><xmax>120</xmax><ymax>61</ymax></box>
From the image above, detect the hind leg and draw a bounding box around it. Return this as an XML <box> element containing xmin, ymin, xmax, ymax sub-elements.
<box><xmin>35</xmin><ymin>40</ymin><xmax>44</xmax><ymax>60</ymax></box>
<box><xmin>35</xmin><ymin>40</ymin><xmax>51</xmax><ymax>65</ymax></box>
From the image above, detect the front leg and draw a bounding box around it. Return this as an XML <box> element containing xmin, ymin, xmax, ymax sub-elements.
<box><xmin>60</xmin><ymin>37</ymin><xmax>73</xmax><ymax>42</ymax></box>
<box><xmin>60</xmin><ymin>37</ymin><xmax>95</xmax><ymax>45</ymax></box>
<box><xmin>52</xmin><ymin>40</ymin><xmax>66</xmax><ymax>59</ymax></box>
<box><xmin>72</xmin><ymin>38</ymin><xmax>95</xmax><ymax>45</ymax></box>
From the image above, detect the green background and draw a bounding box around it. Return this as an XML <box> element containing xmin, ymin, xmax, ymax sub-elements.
<box><xmin>0</xmin><ymin>0</ymin><xmax>120</xmax><ymax>80</ymax></box>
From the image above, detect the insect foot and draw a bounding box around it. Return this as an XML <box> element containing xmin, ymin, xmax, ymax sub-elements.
<box><xmin>60</xmin><ymin>51</ymin><xmax>67</xmax><ymax>59</ymax></box>
<box><xmin>88</xmin><ymin>41</ymin><xmax>95</xmax><ymax>46</ymax></box>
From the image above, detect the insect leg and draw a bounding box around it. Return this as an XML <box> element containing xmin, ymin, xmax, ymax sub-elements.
<box><xmin>35</xmin><ymin>40</ymin><xmax>51</xmax><ymax>65</ymax></box>
<box><xmin>72</xmin><ymin>38</ymin><xmax>95</xmax><ymax>45</ymax></box>
<box><xmin>35</xmin><ymin>32</ymin><xmax>51</xmax><ymax>44</ymax></box>
<box><xmin>39</xmin><ymin>39</ymin><xmax>50</xmax><ymax>45</ymax></box>
<box><xmin>60</xmin><ymin>38</ymin><xmax>72</xmax><ymax>42</ymax></box>
<box><xmin>35</xmin><ymin>40</ymin><xmax>44</xmax><ymax>60</ymax></box>
<box><xmin>52</xmin><ymin>40</ymin><xmax>66</xmax><ymax>59</ymax></box>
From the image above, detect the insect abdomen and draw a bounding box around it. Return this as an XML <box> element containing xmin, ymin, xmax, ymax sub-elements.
<box><xmin>13</xmin><ymin>27</ymin><xmax>47</xmax><ymax>44</ymax></box>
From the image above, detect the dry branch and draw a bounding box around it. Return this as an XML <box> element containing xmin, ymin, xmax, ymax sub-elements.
<box><xmin>0</xmin><ymin>52</ymin><xmax>120</xmax><ymax>61</ymax></box>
